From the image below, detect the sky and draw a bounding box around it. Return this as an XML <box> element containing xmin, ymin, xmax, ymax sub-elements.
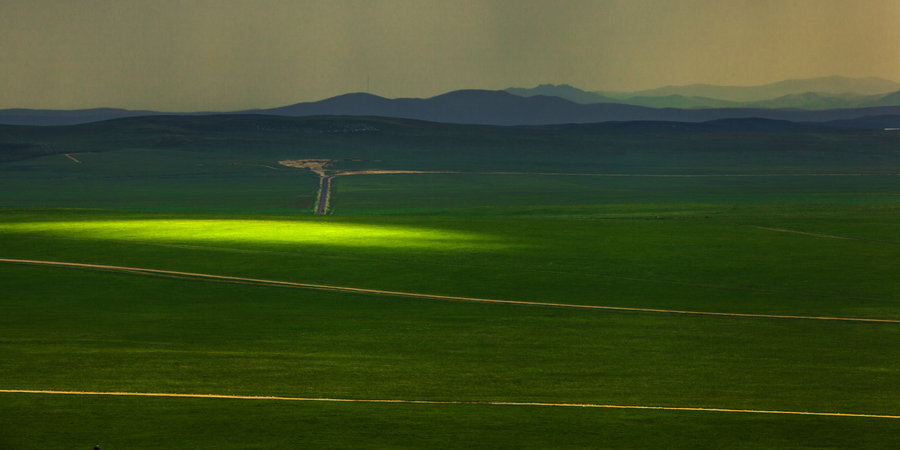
<box><xmin>2</xmin><ymin>0</ymin><xmax>900</xmax><ymax>111</ymax></box>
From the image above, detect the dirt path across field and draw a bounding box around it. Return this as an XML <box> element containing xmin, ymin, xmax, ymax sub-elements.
<box><xmin>278</xmin><ymin>159</ymin><xmax>461</xmax><ymax>214</ymax></box>
<box><xmin>334</xmin><ymin>170</ymin><xmax>460</xmax><ymax>176</ymax></box>
<box><xmin>275</xmin><ymin>159</ymin><xmax>895</xmax><ymax>215</ymax></box>
<box><xmin>0</xmin><ymin>389</ymin><xmax>897</xmax><ymax>419</ymax></box>
<box><xmin>278</xmin><ymin>160</ymin><xmax>333</xmax><ymax>214</ymax></box>
<box><xmin>2</xmin><ymin>258</ymin><xmax>897</xmax><ymax>324</ymax></box>
<box><xmin>745</xmin><ymin>225</ymin><xmax>900</xmax><ymax>245</ymax></box>
<box><xmin>315</xmin><ymin>175</ymin><xmax>333</xmax><ymax>215</ymax></box>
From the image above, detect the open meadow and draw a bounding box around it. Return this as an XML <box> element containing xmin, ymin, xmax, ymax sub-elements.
<box><xmin>1</xmin><ymin>116</ymin><xmax>899</xmax><ymax>448</ymax></box>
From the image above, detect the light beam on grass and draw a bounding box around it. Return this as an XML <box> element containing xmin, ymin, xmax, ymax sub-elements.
<box><xmin>0</xmin><ymin>219</ymin><xmax>507</xmax><ymax>251</ymax></box>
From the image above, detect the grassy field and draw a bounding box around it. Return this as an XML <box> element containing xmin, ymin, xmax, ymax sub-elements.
<box><xmin>331</xmin><ymin>172</ymin><xmax>900</xmax><ymax>214</ymax></box>
<box><xmin>0</xmin><ymin>149</ymin><xmax>320</xmax><ymax>213</ymax></box>
<box><xmin>1</xmin><ymin>116</ymin><xmax>899</xmax><ymax>448</ymax></box>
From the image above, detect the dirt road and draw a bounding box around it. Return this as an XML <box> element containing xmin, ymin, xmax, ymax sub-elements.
<box><xmin>0</xmin><ymin>389</ymin><xmax>897</xmax><ymax>419</ymax></box>
<box><xmin>2</xmin><ymin>257</ymin><xmax>897</xmax><ymax>324</ymax></box>
<box><xmin>315</xmin><ymin>175</ymin><xmax>333</xmax><ymax>215</ymax></box>
<box><xmin>746</xmin><ymin>225</ymin><xmax>900</xmax><ymax>245</ymax></box>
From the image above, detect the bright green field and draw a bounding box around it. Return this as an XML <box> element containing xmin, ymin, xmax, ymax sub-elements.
<box><xmin>2</xmin><ymin>206</ymin><xmax>898</xmax><ymax>319</ymax></box>
<box><xmin>2</xmin><ymin>117</ymin><xmax>899</xmax><ymax>448</ymax></box>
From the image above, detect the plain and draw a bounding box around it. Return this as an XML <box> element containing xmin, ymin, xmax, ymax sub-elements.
<box><xmin>1</xmin><ymin>116</ymin><xmax>898</xmax><ymax>448</ymax></box>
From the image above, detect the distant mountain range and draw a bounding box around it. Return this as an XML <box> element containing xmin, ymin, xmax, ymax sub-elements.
<box><xmin>258</xmin><ymin>90</ymin><xmax>900</xmax><ymax>126</ymax></box>
<box><xmin>3</xmin><ymin>77</ymin><xmax>900</xmax><ymax>127</ymax></box>
<box><xmin>607</xmin><ymin>76</ymin><xmax>900</xmax><ymax>100</ymax></box>
<box><xmin>507</xmin><ymin>76</ymin><xmax>900</xmax><ymax>110</ymax></box>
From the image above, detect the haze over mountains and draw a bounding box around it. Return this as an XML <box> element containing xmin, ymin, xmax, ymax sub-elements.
<box><xmin>2</xmin><ymin>76</ymin><xmax>900</xmax><ymax>127</ymax></box>
<box><xmin>507</xmin><ymin>76</ymin><xmax>900</xmax><ymax>109</ymax></box>
<box><xmin>607</xmin><ymin>76</ymin><xmax>900</xmax><ymax>100</ymax></box>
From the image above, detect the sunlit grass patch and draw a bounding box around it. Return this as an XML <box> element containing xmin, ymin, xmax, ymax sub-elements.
<box><xmin>0</xmin><ymin>219</ymin><xmax>508</xmax><ymax>251</ymax></box>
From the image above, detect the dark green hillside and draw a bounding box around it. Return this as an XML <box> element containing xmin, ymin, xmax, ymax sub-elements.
<box><xmin>2</xmin><ymin>115</ymin><xmax>898</xmax><ymax>214</ymax></box>
<box><xmin>2</xmin><ymin>115</ymin><xmax>899</xmax><ymax>173</ymax></box>
<box><xmin>0</xmin><ymin>148</ymin><xmax>320</xmax><ymax>213</ymax></box>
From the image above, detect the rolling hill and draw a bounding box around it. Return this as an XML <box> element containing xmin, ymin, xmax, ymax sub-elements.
<box><xmin>4</xmin><ymin>84</ymin><xmax>900</xmax><ymax>127</ymax></box>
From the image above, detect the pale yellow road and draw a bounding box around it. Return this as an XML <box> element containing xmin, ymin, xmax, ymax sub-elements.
<box><xmin>1</xmin><ymin>389</ymin><xmax>897</xmax><ymax>419</ymax></box>
<box><xmin>2</xmin><ymin>257</ymin><xmax>898</xmax><ymax>323</ymax></box>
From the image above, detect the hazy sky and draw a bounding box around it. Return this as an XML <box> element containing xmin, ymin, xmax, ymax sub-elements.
<box><xmin>3</xmin><ymin>0</ymin><xmax>900</xmax><ymax>110</ymax></box>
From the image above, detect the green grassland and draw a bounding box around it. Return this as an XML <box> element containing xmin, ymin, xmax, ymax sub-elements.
<box><xmin>331</xmin><ymin>172</ymin><xmax>900</xmax><ymax>214</ymax></box>
<box><xmin>7</xmin><ymin>395</ymin><xmax>900</xmax><ymax>449</ymax></box>
<box><xmin>1</xmin><ymin>116</ymin><xmax>899</xmax><ymax>448</ymax></box>
<box><xmin>2</xmin><ymin>254</ymin><xmax>899</xmax><ymax>449</ymax></box>
<box><xmin>0</xmin><ymin>148</ymin><xmax>320</xmax><ymax>212</ymax></box>
<box><xmin>3</xmin><ymin>115</ymin><xmax>900</xmax><ymax>173</ymax></box>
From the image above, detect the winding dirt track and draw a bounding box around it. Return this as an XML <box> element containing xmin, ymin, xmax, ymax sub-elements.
<box><xmin>0</xmin><ymin>389</ymin><xmax>897</xmax><ymax>419</ymax></box>
<box><xmin>2</xmin><ymin>258</ymin><xmax>898</xmax><ymax>324</ymax></box>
